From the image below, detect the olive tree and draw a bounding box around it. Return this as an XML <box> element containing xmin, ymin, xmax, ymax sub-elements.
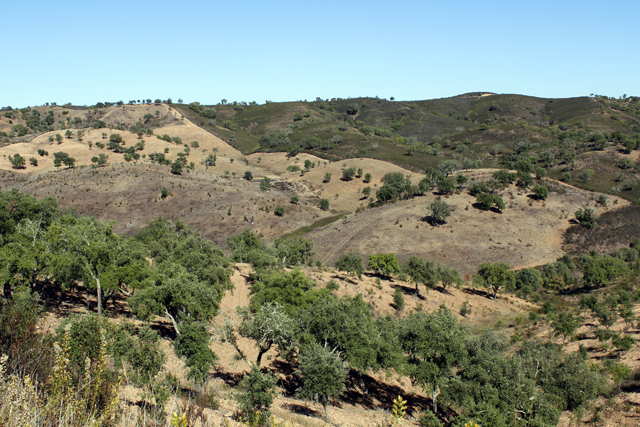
<box><xmin>368</xmin><ymin>253</ymin><xmax>400</xmax><ymax>278</ymax></box>
<box><xmin>425</xmin><ymin>198</ymin><xmax>451</xmax><ymax>225</ymax></box>
<box><xmin>235</xmin><ymin>365</ymin><xmax>279</xmax><ymax>423</ymax></box>
<box><xmin>403</xmin><ymin>256</ymin><xmax>438</xmax><ymax>296</ymax></box>
<box><xmin>475</xmin><ymin>262</ymin><xmax>515</xmax><ymax>300</ymax></box>
<box><xmin>296</xmin><ymin>342</ymin><xmax>348</xmax><ymax>421</ymax></box>
<box><xmin>335</xmin><ymin>253</ymin><xmax>364</xmax><ymax>280</ymax></box>
<box><xmin>531</xmin><ymin>184</ymin><xmax>548</xmax><ymax>200</ymax></box>
<box><xmin>238</xmin><ymin>302</ymin><xmax>296</xmax><ymax>367</ymax></box>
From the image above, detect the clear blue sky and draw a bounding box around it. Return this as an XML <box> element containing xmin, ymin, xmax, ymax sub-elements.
<box><xmin>1</xmin><ymin>0</ymin><xmax>638</xmax><ymax>107</ymax></box>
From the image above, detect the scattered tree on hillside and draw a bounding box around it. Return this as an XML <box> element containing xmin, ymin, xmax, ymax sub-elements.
<box><xmin>260</xmin><ymin>177</ymin><xmax>271</xmax><ymax>191</ymax></box>
<box><xmin>552</xmin><ymin>311</ymin><xmax>582</xmax><ymax>343</ymax></box>
<box><xmin>91</xmin><ymin>153</ymin><xmax>108</xmax><ymax>168</ymax></box>
<box><xmin>475</xmin><ymin>262</ymin><xmax>515</xmax><ymax>300</ymax></box>
<box><xmin>9</xmin><ymin>153</ymin><xmax>26</xmax><ymax>169</ymax></box>
<box><xmin>296</xmin><ymin>342</ymin><xmax>348</xmax><ymax>421</ymax></box>
<box><xmin>532</xmin><ymin>184</ymin><xmax>548</xmax><ymax>200</ymax></box>
<box><xmin>575</xmin><ymin>207</ymin><xmax>595</xmax><ymax>228</ymax></box>
<box><xmin>438</xmin><ymin>160</ymin><xmax>462</xmax><ymax>177</ymax></box>
<box><xmin>235</xmin><ymin>364</ymin><xmax>279</xmax><ymax>423</ymax></box>
<box><xmin>399</xmin><ymin>307</ymin><xmax>467</xmax><ymax>414</ymax></box>
<box><xmin>171</xmin><ymin>161</ymin><xmax>182</xmax><ymax>175</ymax></box>
<box><xmin>335</xmin><ymin>253</ymin><xmax>364</xmax><ymax>280</ymax></box>
<box><xmin>475</xmin><ymin>192</ymin><xmax>505</xmax><ymax>212</ymax></box>
<box><xmin>437</xmin><ymin>263</ymin><xmax>463</xmax><ymax>290</ymax></box>
<box><xmin>425</xmin><ymin>198</ymin><xmax>451</xmax><ymax>225</ymax></box>
<box><xmin>342</xmin><ymin>167</ymin><xmax>356</xmax><ymax>181</ymax></box>
<box><xmin>368</xmin><ymin>253</ymin><xmax>400</xmax><ymax>278</ymax></box>
<box><xmin>403</xmin><ymin>255</ymin><xmax>438</xmax><ymax>296</ymax></box>
<box><xmin>437</xmin><ymin>177</ymin><xmax>455</xmax><ymax>196</ymax></box>
<box><xmin>238</xmin><ymin>302</ymin><xmax>296</xmax><ymax>367</ymax></box>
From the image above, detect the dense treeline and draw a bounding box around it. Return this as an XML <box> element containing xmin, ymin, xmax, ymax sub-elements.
<box><xmin>0</xmin><ymin>188</ymin><xmax>638</xmax><ymax>426</ymax></box>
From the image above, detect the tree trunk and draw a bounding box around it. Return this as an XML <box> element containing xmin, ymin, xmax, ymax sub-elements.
<box><xmin>358</xmin><ymin>371</ymin><xmax>368</xmax><ymax>394</ymax></box>
<box><xmin>96</xmin><ymin>277</ymin><xmax>102</xmax><ymax>316</ymax></box>
<box><xmin>432</xmin><ymin>385</ymin><xmax>439</xmax><ymax>414</ymax></box>
<box><xmin>256</xmin><ymin>344</ymin><xmax>270</xmax><ymax>367</ymax></box>
<box><xmin>165</xmin><ymin>309</ymin><xmax>181</xmax><ymax>336</ymax></box>
<box><xmin>493</xmin><ymin>286</ymin><xmax>498</xmax><ymax>300</ymax></box>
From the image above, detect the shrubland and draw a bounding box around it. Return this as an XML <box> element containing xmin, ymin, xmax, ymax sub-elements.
<box><xmin>0</xmin><ymin>188</ymin><xmax>639</xmax><ymax>426</ymax></box>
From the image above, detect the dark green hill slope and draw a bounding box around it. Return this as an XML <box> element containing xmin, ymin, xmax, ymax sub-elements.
<box><xmin>173</xmin><ymin>93</ymin><xmax>640</xmax><ymax>201</ymax></box>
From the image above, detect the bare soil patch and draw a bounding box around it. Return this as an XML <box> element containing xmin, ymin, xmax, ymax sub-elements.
<box><xmin>307</xmin><ymin>180</ymin><xmax>628</xmax><ymax>276</ymax></box>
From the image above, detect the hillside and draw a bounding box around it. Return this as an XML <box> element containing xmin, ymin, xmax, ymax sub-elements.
<box><xmin>171</xmin><ymin>94</ymin><xmax>640</xmax><ymax>202</ymax></box>
<box><xmin>0</xmin><ymin>103</ymin><xmax>629</xmax><ymax>271</ymax></box>
<box><xmin>0</xmin><ymin>95</ymin><xmax>639</xmax><ymax>427</ymax></box>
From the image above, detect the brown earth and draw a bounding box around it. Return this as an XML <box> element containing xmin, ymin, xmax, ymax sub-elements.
<box><xmin>307</xmin><ymin>174</ymin><xmax>628</xmax><ymax>277</ymax></box>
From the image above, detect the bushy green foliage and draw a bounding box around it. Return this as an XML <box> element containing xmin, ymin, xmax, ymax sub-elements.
<box><xmin>475</xmin><ymin>193</ymin><xmax>505</xmax><ymax>211</ymax></box>
<box><xmin>426</xmin><ymin>197</ymin><xmax>451</xmax><ymax>225</ymax></box>
<box><xmin>174</xmin><ymin>322</ymin><xmax>218</xmax><ymax>383</ymax></box>
<box><xmin>368</xmin><ymin>253</ymin><xmax>400</xmax><ymax>278</ymax></box>
<box><xmin>515</xmin><ymin>268</ymin><xmax>543</xmax><ymax>296</ymax></box>
<box><xmin>112</xmin><ymin>324</ymin><xmax>166</xmax><ymax>384</ymax></box>
<box><xmin>296</xmin><ymin>341</ymin><xmax>348</xmax><ymax>419</ymax></box>
<box><xmin>419</xmin><ymin>410</ymin><xmax>443</xmax><ymax>427</ymax></box>
<box><xmin>235</xmin><ymin>365</ymin><xmax>279</xmax><ymax>422</ymax></box>
<box><xmin>131</xmin><ymin>219</ymin><xmax>231</xmax><ymax>333</ymax></box>
<box><xmin>580</xmin><ymin>254</ymin><xmax>628</xmax><ymax>287</ymax></box>
<box><xmin>532</xmin><ymin>184</ymin><xmax>548</xmax><ymax>200</ymax></box>
<box><xmin>227</xmin><ymin>229</ymin><xmax>278</xmax><ymax>270</ymax></box>
<box><xmin>393</xmin><ymin>287</ymin><xmax>405</xmax><ymax>311</ymax></box>
<box><xmin>298</xmin><ymin>293</ymin><xmax>396</xmax><ymax>372</ymax></box>
<box><xmin>273</xmin><ymin>236</ymin><xmax>314</xmax><ymax>267</ymax></box>
<box><xmin>575</xmin><ymin>207</ymin><xmax>596</xmax><ymax>228</ymax></box>
<box><xmin>552</xmin><ymin>311</ymin><xmax>582</xmax><ymax>343</ymax></box>
<box><xmin>0</xmin><ymin>286</ymin><xmax>54</xmax><ymax>379</ymax></box>
<box><xmin>437</xmin><ymin>263</ymin><xmax>463</xmax><ymax>290</ymax></box>
<box><xmin>403</xmin><ymin>255</ymin><xmax>438</xmax><ymax>295</ymax></box>
<box><xmin>57</xmin><ymin>314</ymin><xmax>110</xmax><ymax>380</ymax></box>
<box><xmin>238</xmin><ymin>302</ymin><xmax>296</xmax><ymax>366</ymax></box>
<box><xmin>335</xmin><ymin>252</ymin><xmax>364</xmax><ymax>279</ymax></box>
<box><xmin>447</xmin><ymin>334</ymin><xmax>604</xmax><ymax>427</ymax></box>
<box><xmin>249</xmin><ymin>268</ymin><xmax>323</xmax><ymax>314</ymax></box>
<box><xmin>342</xmin><ymin>167</ymin><xmax>356</xmax><ymax>181</ymax></box>
<box><xmin>468</xmin><ymin>181</ymin><xmax>490</xmax><ymax>196</ymax></box>
<box><xmin>260</xmin><ymin>176</ymin><xmax>271</xmax><ymax>191</ymax></box>
<box><xmin>475</xmin><ymin>263</ymin><xmax>515</xmax><ymax>300</ymax></box>
<box><xmin>400</xmin><ymin>307</ymin><xmax>467</xmax><ymax>413</ymax></box>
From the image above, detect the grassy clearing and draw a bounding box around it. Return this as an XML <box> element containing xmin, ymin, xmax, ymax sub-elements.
<box><xmin>280</xmin><ymin>213</ymin><xmax>345</xmax><ymax>240</ymax></box>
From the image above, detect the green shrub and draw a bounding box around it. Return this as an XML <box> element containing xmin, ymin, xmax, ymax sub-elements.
<box><xmin>235</xmin><ymin>365</ymin><xmax>278</xmax><ymax>424</ymax></box>
<box><xmin>419</xmin><ymin>410</ymin><xmax>443</xmax><ymax>427</ymax></box>
<box><xmin>325</xmin><ymin>280</ymin><xmax>339</xmax><ymax>291</ymax></box>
